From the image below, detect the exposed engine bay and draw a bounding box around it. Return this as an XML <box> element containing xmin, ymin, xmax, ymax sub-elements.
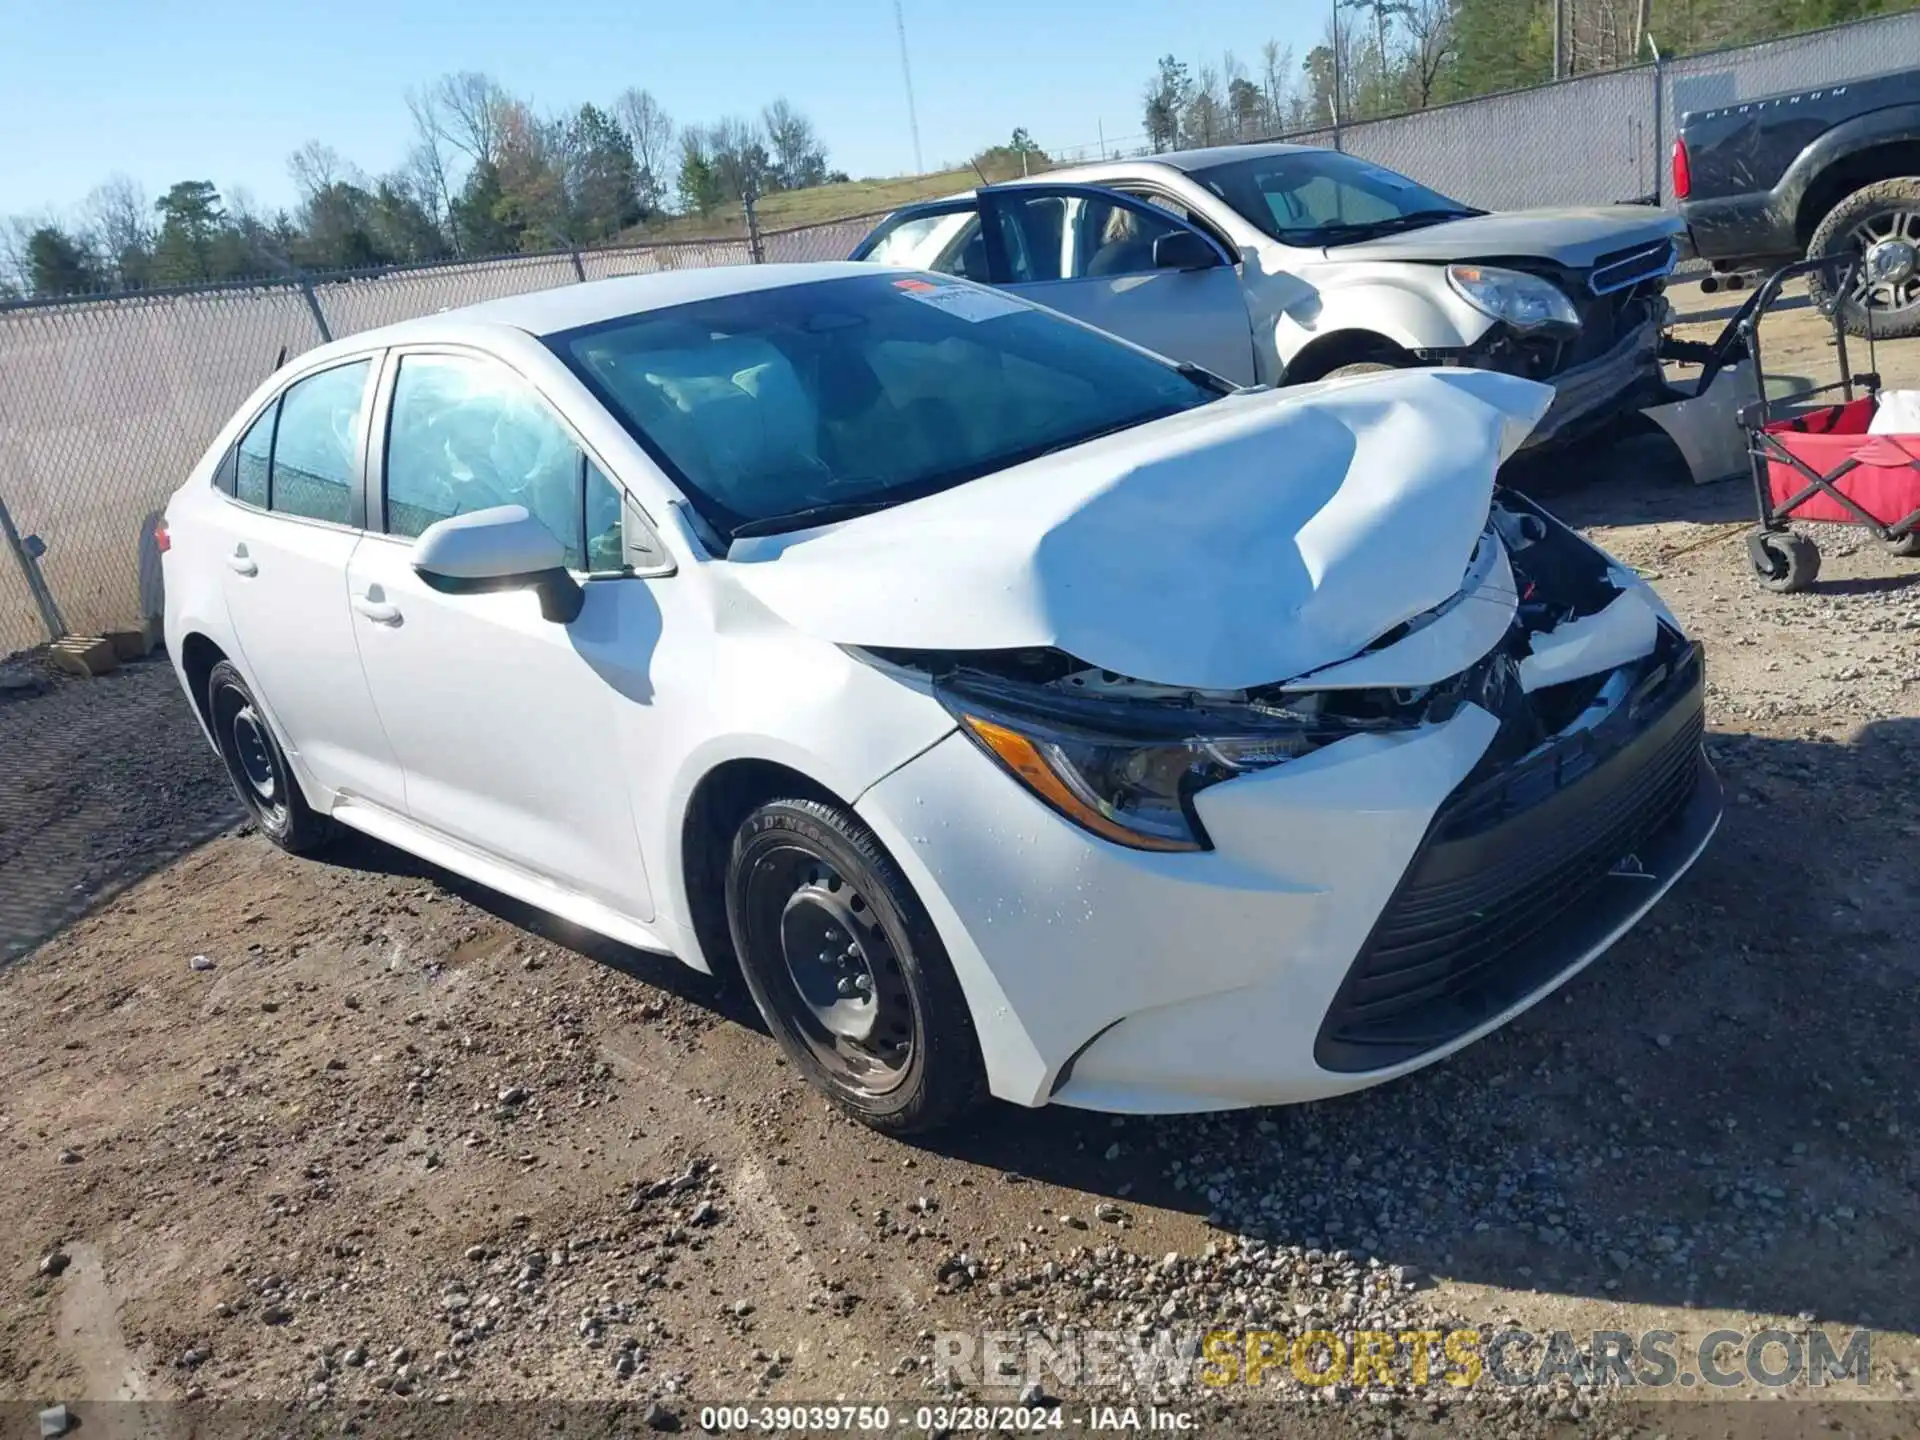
<box><xmin>864</xmin><ymin>489</ymin><xmax>1686</xmax><ymax>850</ymax></box>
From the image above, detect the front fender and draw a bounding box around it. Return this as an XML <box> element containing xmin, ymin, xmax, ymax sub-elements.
<box><xmin>1259</xmin><ymin>261</ymin><xmax>1497</xmax><ymax>375</ymax></box>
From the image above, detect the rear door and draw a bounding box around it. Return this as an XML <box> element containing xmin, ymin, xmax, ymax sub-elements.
<box><xmin>982</xmin><ymin>183</ymin><xmax>1258</xmax><ymax>386</ymax></box>
<box><xmin>209</xmin><ymin>356</ymin><xmax>407</xmax><ymax>810</ymax></box>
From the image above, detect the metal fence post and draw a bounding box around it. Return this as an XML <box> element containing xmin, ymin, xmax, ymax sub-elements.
<box><xmin>745</xmin><ymin>194</ymin><xmax>766</xmax><ymax>264</ymax></box>
<box><xmin>298</xmin><ymin>273</ymin><xmax>333</xmax><ymax>344</ymax></box>
<box><xmin>1651</xmin><ymin>51</ymin><xmax>1667</xmax><ymax>205</ymax></box>
<box><xmin>0</xmin><ymin>495</ymin><xmax>66</xmax><ymax>642</ymax></box>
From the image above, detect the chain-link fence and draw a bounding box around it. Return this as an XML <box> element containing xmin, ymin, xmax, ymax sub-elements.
<box><xmin>0</xmin><ymin>227</ymin><xmax>840</xmax><ymax>656</ymax></box>
<box><xmin>4</xmin><ymin>9</ymin><xmax>1917</xmax><ymax>657</ymax></box>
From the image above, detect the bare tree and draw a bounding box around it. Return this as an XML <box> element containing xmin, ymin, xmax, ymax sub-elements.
<box><xmin>430</xmin><ymin>71</ymin><xmax>507</xmax><ymax>166</ymax></box>
<box><xmin>614</xmin><ymin>88</ymin><xmax>675</xmax><ymax>212</ymax></box>
<box><xmin>1401</xmin><ymin>0</ymin><xmax>1456</xmax><ymax>107</ymax></box>
<box><xmin>761</xmin><ymin>98</ymin><xmax>827</xmax><ymax>190</ymax></box>
<box><xmin>288</xmin><ymin>141</ymin><xmax>357</xmax><ymax>201</ymax></box>
<box><xmin>403</xmin><ymin>90</ymin><xmax>461</xmax><ymax>244</ymax></box>
<box><xmin>78</xmin><ymin>175</ymin><xmax>152</xmax><ymax>279</ymax></box>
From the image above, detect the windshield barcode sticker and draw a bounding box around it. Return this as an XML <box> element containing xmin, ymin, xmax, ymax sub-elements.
<box><xmin>893</xmin><ymin>278</ymin><xmax>1026</xmax><ymax>323</ymax></box>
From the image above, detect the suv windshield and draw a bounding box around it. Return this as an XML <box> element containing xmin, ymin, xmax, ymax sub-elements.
<box><xmin>1189</xmin><ymin>151</ymin><xmax>1478</xmax><ymax>247</ymax></box>
<box><xmin>548</xmin><ymin>273</ymin><xmax>1219</xmax><ymax>539</ymax></box>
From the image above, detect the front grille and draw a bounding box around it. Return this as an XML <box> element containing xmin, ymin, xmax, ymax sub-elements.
<box><xmin>1590</xmin><ymin>238</ymin><xmax>1677</xmax><ymax>295</ymax></box>
<box><xmin>1314</xmin><ymin>640</ymin><xmax>1707</xmax><ymax>1073</ymax></box>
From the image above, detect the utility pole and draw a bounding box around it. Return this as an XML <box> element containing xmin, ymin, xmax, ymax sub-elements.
<box><xmin>892</xmin><ymin>0</ymin><xmax>924</xmax><ymax>174</ymax></box>
<box><xmin>1553</xmin><ymin>0</ymin><xmax>1565</xmax><ymax>79</ymax></box>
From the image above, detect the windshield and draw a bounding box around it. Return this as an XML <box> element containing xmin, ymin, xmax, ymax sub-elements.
<box><xmin>1188</xmin><ymin>151</ymin><xmax>1477</xmax><ymax>247</ymax></box>
<box><xmin>547</xmin><ymin>273</ymin><xmax>1219</xmax><ymax>538</ymax></box>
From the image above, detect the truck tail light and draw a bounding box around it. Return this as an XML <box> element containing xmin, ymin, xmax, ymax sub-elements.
<box><xmin>1671</xmin><ymin>136</ymin><xmax>1692</xmax><ymax>201</ymax></box>
<box><xmin>154</xmin><ymin>519</ymin><xmax>171</xmax><ymax>554</ymax></box>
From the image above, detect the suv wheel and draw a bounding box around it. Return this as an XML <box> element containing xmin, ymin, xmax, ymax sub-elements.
<box><xmin>725</xmin><ymin>798</ymin><xmax>987</xmax><ymax>1134</ymax></box>
<box><xmin>207</xmin><ymin>660</ymin><xmax>333</xmax><ymax>854</ymax></box>
<box><xmin>1806</xmin><ymin>177</ymin><xmax>1920</xmax><ymax>340</ymax></box>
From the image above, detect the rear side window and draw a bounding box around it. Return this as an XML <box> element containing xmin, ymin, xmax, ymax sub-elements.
<box><xmin>235</xmin><ymin>406</ymin><xmax>274</xmax><ymax>508</ymax></box>
<box><xmin>222</xmin><ymin>360</ymin><xmax>370</xmax><ymax>523</ymax></box>
<box><xmin>269</xmin><ymin>362</ymin><xmax>370</xmax><ymax>525</ymax></box>
<box><xmin>383</xmin><ymin>353</ymin><xmax>622</xmax><ymax>572</ymax></box>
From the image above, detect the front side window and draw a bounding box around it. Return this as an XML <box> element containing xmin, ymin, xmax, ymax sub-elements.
<box><xmin>548</xmin><ymin>272</ymin><xmax>1219</xmax><ymax>538</ymax></box>
<box><xmin>1189</xmin><ymin>152</ymin><xmax>1475</xmax><ymax>246</ymax></box>
<box><xmin>268</xmin><ymin>361</ymin><xmax>370</xmax><ymax>525</ymax></box>
<box><xmin>384</xmin><ymin>353</ymin><xmax>622</xmax><ymax>572</ymax></box>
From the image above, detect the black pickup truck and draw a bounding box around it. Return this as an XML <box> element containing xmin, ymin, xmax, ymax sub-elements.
<box><xmin>1675</xmin><ymin>63</ymin><xmax>1920</xmax><ymax>337</ymax></box>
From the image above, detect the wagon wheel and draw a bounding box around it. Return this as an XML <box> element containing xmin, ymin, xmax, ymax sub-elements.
<box><xmin>1748</xmin><ymin>529</ymin><xmax>1821</xmax><ymax>593</ymax></box>
<box><xmin>1878</xmin><ymin>531</ymin><xmax>1920</xmax><ymax>558</ymax></box>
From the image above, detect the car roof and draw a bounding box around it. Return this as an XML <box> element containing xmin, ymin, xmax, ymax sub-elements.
<box><xmin>909</xmin><ymin>142</ymin><xmax>1323</xmax><ymax>206</ymax></box>
<box><xmin>1082</xmin><ymin>141</ymin><xmax>1319</xmax><ymax>174</ymax></box>
<box><xmin>331</xmin><ymin>260</ymin><xmax>881</xmax><ymax>350</ymax></box>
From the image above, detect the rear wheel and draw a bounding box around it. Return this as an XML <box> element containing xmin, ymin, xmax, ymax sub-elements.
<box><xmin>1805</xmin><ymin>177</ymin><xmax>1920</xmax><ymax>340</ymax></box>
<box><xmin>725</xmin><ymin>798</ymin><xmax>986</xmax><ymax>1134</ymax></box>
<box><xmin>206</xmin><ymin>660</ymin><xmax>332</xmax><ymax>853</ymax></box>
<box><xmin>1320</xmin><ymin>360</ymin><xmax>1401</xmax><ymax>380</ymax></box>
<box><xmin>1878</xmin><ymin>531</ymin><xmax>1920</xmax><ymax>558</ymax></box>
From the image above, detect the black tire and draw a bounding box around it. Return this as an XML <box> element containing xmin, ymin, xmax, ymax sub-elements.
<box><xmin>1321</xmin><ymin>361</ymin><xmax>1401</xmax><ymax>379</ymax></box>
<box><xmin>1749</xmin><ymin>529</ymin><xmax>1821</xmax><ymax>594</ymax></box>
<box><xmin>1805</xmin><ymin>176</ymin><xmax>1920</xmax><ymax>340</ymax></box>
<box><xmin>1879</xmin><ymin>531</ymin><xmax>1920</xmax><ymax>558</ymax></box>
<box><xmin>206</xmin><ymin>659</ymin><xmax>333</xmax><ymax>854</ymax></box>
<box><xmin>725</xmin><ymin>797</ymin><xmax>986</xmax><ymax>1135</ymax></box>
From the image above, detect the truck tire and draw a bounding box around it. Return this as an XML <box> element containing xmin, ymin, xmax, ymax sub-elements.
<box><xmin>1805</xmin><ymin>177</ymin><xmax>1920</xmax><ymax>340</ymax></box>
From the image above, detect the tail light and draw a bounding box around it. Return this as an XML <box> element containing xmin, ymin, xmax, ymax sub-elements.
<box><xmin>154</xmin><ymin>519</ymin><xmax>171</xmax><ymax>554</ymax></box>
<box><xmin>1671</xmin><ymin>136</ymin><xmax>1692</xmax><ymax>201</ymax></box>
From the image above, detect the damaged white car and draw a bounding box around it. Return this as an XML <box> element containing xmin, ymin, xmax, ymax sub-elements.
<box><xmin>161</xmin><ymin>263</ymin><xmax>1722</xmax><ymax>1134</ymax></box>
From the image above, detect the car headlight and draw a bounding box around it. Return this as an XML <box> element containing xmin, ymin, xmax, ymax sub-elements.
<box><xmin>1447</xmin><ymin>263</ymin><xmax>1580</xmax><ymax>332</ymax></box>
<box><xmin>934</xmin><ymin>682</ymin><xmax>1340</xmax><ymax>853</ymax></box>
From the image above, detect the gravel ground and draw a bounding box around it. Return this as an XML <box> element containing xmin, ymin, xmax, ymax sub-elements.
<box><xmin>2</xmin><ymin>286</ymin><xmax>1917</xmax><ymax>1438</ymax></box>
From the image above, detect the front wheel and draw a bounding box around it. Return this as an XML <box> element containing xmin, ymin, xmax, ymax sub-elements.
<box><xmin>725</xmin><ymin>798</ymin><xmax>986</xmax><ymax>1134</ymax></box>
<box><xmin>206</xmin><ymin>660</ymin><xmax>333</xmax><ymax>854</ymax></box>
<box><xmin>1805</xmin><ymin>177</ymin><xmax>1920</xmax><ymax>340</ymax></box>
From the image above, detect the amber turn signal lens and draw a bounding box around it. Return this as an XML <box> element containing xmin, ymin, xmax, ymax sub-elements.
<box><xmin>960</xmin><ymin>714</ymin><xmax>1201</xmax><ymax>853</ymax></box>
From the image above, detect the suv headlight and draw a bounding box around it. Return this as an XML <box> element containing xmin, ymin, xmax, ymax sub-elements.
<box><xmin>936</xmin><ymin>680</ymin><xmax>1360</xmax><ymax>853</ymax></box>
<box><xmin>1448</xmin><ymin>263</ymin><xmax>1580</xmax><ymax>332</ymax></box>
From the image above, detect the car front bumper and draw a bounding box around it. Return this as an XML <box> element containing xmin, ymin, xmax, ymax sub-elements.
<box><xmin>855</xmin><ymin>638</ymin><xmax>1720</xmax><ymax>1114</ymax></box>
<box><xmin>1523</xmin><ymin>312</ymin><xmax>1668</xmax><ymax>447</ymax></box>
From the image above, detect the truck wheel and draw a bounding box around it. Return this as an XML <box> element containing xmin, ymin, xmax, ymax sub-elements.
<box><xmin>1321</xmin><ymin>361</ymin><xmax>1401</xmax><ymax>379</ymax></box>
<box><xmin>1806</xmin><ymin>177</ymin><xmax>1920</xmax><ymax>340</ymax></box>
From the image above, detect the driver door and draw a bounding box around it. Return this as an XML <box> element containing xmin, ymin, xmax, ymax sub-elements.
<box><xmin>981</xmin><ymin>183</ymin><xmax>1259</xmax><ymax>386</ymax></box>
<box><xmin>344</xmin><ymin>346</ymin><xmax>658</xmax><ymax>919</ymax></box>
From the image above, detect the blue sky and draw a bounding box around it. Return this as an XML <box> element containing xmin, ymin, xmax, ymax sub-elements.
<box><xmin>0</xmin><ymin>0</ymin><xmax>1326</xmax><ymax>221</ymax></box>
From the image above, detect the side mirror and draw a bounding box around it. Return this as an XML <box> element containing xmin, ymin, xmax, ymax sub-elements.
<box><xmin>411</xmin><ymin>505</ymin><xmax>584</xmax><ymax>624</ymax></box>
<box><xmin>1152</xmin><ymin>230</ymin><xmax>1221</xmax><ymax>271</ymax></box>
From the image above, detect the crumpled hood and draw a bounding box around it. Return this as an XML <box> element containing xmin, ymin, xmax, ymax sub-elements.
<box><xmin>1329</xmin><ymin>206</ymin><xmax>1683</xmax><ymax>268</ymax></box>
<box><xmin>721</xmin><ymin>368</ymin><xmax>1554</xmax><ymax>691</ymax></box>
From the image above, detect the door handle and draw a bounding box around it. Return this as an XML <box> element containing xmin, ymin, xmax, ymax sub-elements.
<box><xmin>352</xmin><ymin>595</ymin><xmax>402</xmax><ymax>625</ymax></box>
<box><xmin>226</xmin><ymin>546</ymin><xmax>257</xmax><ymax>577</ymax></box>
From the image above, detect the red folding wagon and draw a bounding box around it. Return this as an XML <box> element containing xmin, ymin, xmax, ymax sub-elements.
<box><xmin>1737</xmin><ymin>255</ymin><xmax>1920</xmax><ymax>593</ymax></box>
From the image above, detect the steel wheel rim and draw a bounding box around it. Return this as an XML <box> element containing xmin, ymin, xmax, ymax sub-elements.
<box><xmin>743</xmin><ymin>844</ymin><xmax>917</xmax><ymax>1097</ymax></box>
<box><xmin>1844</xmin><ymin>208</ymin><xmax>1920</xmax><ymax>316</ymax></box>
<box><xmin>215</xmin><ymin>685</ymin><xmax>287</xmax><ymax>825</ymax></box>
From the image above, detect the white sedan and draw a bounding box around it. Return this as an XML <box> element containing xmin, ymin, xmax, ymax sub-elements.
<box><xmin>161</xmin><ymin>262</ymin><xmax>1721</xmax><ymax>1133</ymax></box>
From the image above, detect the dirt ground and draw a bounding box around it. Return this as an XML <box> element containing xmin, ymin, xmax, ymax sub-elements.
<box><xmin>2</xmin><ymin>282</ymin><xmax>1917</xmax><ymax>1438</ymax></box>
